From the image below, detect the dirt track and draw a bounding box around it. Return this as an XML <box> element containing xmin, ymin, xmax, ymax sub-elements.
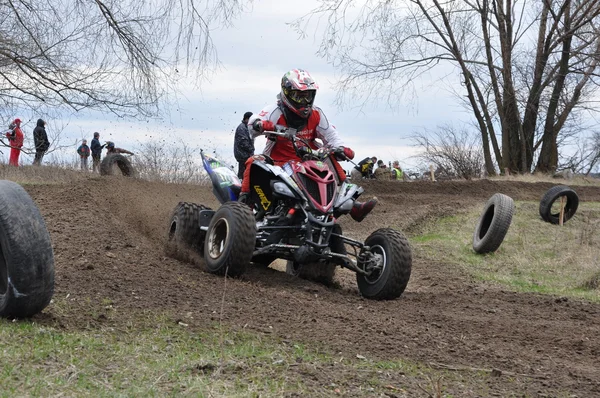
<box><xmin>25</xmin><ymin>177</ymin><xmax>600</xmax><ymax>396</ymax></box>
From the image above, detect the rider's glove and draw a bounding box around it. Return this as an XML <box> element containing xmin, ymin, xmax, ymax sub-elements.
<box><xmin>298</xmin><ymin>146</ymin><xmax>313</xmax><ymax>158</ymax></box>
<box><xmin>252</xmin><ymin>119</ymin><xmax>276</xmax><ymax>133</ymax></box>
<box><xmin>333</xmin><ymin>146</ymin><xmax>355</xmax><ymax>160</ymax></box>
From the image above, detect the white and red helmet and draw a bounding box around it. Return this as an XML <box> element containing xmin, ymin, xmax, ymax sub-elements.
<box><xmin>280</xmin><ymin>69</ymin><xmax>319</xmax><ymax>118</ymax></box>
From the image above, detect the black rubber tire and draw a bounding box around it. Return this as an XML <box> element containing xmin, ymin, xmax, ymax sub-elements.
<box><xmin>356</xmin><ymin>228</ymin><xmax>412</xmax><ymax>300</ymax></box>
<box><xmin>285</xmin><ymin>224</ymin><xmax>344</xmax><ymax>286</ymax></box>
<box><xmin>204</xmin><ymin>201</ymin><xmax>256</xmax><ymax>277</ymax></box>
<box><xmin>251</xmin><ymin>254</ymin><xmax>277</xmax><ymax>268</ymax></box>
<box><xmin>100</xmin><ymin>154</ymin><xmax>136</xmax><ymax>177</ymax></box>
<box><xmin>472</xmin><ymin>193</ymin><xmax>515</xmax><ymax>254</ymax></box>
<box><xmin>0</xmin><ymin>180</ymin><xmax>55</xmax><ymax>318</ymax></box>
<box><xmin>539</xmin><ymin>185</ymin><xmax>579</xmax><ymax>225</ymax></box>
<box><xmin>166</xmin><ymin>202</ymin><xmax>209</xmax><ymax>261</ymax></box>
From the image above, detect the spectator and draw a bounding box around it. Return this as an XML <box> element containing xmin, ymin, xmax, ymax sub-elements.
<box><xmin>5</xmin><ymin>118</ymin><xmax>24</xmax><ymax>166</ymax></box>
<box><xmin>33</xmin><ymin>119</ymin><xmax>50</xmax><ymax>166</ymax></box>
<box><xmin>374</xmin><ymin>159</ymin><xmax>390</xmax><ymax>180</ymax></box>
<box><xmin>233</xmin><ymin>111</ymin><xmax>256</xmax><ymax>179</ymax></box>
<box><xmin>351</xmin><ymin>156</ymin><xmax>377</xmax><ymax>180</ymax></box>
<box><xmin>392</xmin><ymin>160</ymin><xmax>405</xmax><ymax>181</ymax></box>
<box><xmin>105</xmin><ymin>141</ymin><xmax>134</xmax><ymax>155</ymax></box>
<box><xmin>90</xmin><ymin>132</ymin><xmax>104</xmax><ymax>173</ymax></box>
<box><xmin>77</xmin><ymin>139</ymin><xmax>91</xmax><ymax>171</ymax></box>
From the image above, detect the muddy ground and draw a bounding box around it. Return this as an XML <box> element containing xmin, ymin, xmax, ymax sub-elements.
<box><xmin>24</xmin><ymin>177</ymin><xmax>600</xmax><ymax>396</ymax></box>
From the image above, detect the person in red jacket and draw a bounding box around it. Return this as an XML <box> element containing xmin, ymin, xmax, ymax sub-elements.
<box><xmin>240</xmin><ymin>68</ymin><xmax>377</xmax><ymax>222</ymax></box>
<box><xmin>5</xmin><ymin>118</ymin><xmax>24</xmax><ymax>166</ymax></box>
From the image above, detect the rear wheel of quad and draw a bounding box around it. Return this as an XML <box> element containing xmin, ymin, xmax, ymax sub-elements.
<box><xmin>356</xmin><ymin>228</ymin><xmax>411</xmax><ymax>300</ymax></box>
<box><xmin>0</xmin><ymin>180</ymin><xmax>55</xmax><ymax>318</ymax></box>
<box><xmin>204</xmin><ymin>202</ymin><xmax>256</xmax><ymax>277</ymax></box>
<box><xmin>166</xmin><ymin>202</ymin><xmax>209</xmax><ymax>262</ymax></box>
<box><xmin>285</xmin><ymin>224</ymin><xmax>345</xmax><ymax>286</ymax></box>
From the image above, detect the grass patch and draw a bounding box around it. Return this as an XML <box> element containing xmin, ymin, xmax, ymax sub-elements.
<box><xmin>412</xmin><ymin>201</ymin><xmax>600</xmax><ymax>301</ymax></box>
<box><xmin>0</xmin><ymin>312</ymin><xmax>486</xmax><ymax>397</ymax></box>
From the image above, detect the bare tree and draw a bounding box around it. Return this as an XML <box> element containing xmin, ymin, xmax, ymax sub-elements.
<box><xmin>297</xmin><ymin>0</ymin><xmax>600</xmax><ymax>174</ymax></box>
<box><xmin>412</xmin><ymin>124</ymin><xmax>484</xmax><ymax>180</ymax></box>
<box><xmin>0</xmin><ymin>0</ymin><xmax>248</xmax><ymax>119</ymax></box>
<box><xmin>132</xmin><ymin>139</ymin><xmax>211</xmax><ymax>184</ymax></box>
<box><xmin>559</xmin><ymin>130</ymin><xmax>600</xmax><ymax>175</ymax></box>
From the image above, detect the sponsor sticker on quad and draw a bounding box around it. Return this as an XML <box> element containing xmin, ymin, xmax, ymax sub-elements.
<box><xmin>254</xmin><ymin>185</ymin><xmax>272</xmax><ymax>210</ymax></box>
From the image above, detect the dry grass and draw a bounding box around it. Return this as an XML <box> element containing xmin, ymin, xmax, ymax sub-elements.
<box><xmin>487</xmin><ymin>172</ymin><xmax>600</xmax><ymax>187</ymax></box>
<box><xmin>413</xmin><ymin>201</ymin><xmax>600</xmax><ymax>301</ymax></box>
<box><xmin>0</xmin><ymin>164</ymin><xmax>90</xmax><ymax>185</ymax></box>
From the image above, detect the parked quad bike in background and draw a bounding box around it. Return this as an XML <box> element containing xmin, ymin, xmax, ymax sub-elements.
<box><xmin>167</xmin><ymin>129</ymin><xmax>412</xmax><ymax>300</ymax></box>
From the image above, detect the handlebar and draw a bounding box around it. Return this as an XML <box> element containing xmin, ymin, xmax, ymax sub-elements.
<box><xmin>259</xmin><ymin>126</ymin><xmax>357</xmax><ymax>165</ymax></box>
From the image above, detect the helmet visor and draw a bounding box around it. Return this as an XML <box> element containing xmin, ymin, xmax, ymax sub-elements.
<box><xmin>286</xmin><ymin>89</ymin><xmax>316</xmax><ymax>107</ymax></box>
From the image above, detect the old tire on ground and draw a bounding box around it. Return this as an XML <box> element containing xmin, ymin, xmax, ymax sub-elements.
<box><xmin>539</xmin><ymin>185</ymin><xmax>579</xmax><ymax>225</ymax></box>
<box><xmin>100</xmin><ymin>154</ymin><xmax>135</xmax><ymax>177</ymax></box>
<box><xmin>166</xmin><ymin>202</ymin><xmax>210</xmax><ymax>262</ymax></box>
<box><xmin>0</xmin><ymin>180</ymin><xmax>55</xmax><ymax>318</ymax></box>
<box><xmin>356</xmin><ymin>228</ymin><xmax>411</xmax><ymax>300</ymax></box>
<box><xmin>285</xmin><ymin>224</ymin><xmax>345</xmax><ymax>286</ymax></box>
<box><xmin>204</xmin><ymin>201</ymin><xmax>256</xmax><ymax>277</ymax></box>
<box><xmin>472</xmin><ymin>193</ymin><xmax>515</xmax><ymax>254</ymax></box>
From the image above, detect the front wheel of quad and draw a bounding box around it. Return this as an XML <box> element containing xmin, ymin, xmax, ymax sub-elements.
<box><xmin>0</xmin><ymin>180</ymin><xmax>55</xmax><ymax>318</ymax></box>
<box><xmin>204</xmin><ymin>202</ymin><xmax>256</xmax><ymax>277</ymax></box>
<box><xmin>356</xmin><ymin>228</ymin><xmax>412</xmax><ymax>300</ymax></box>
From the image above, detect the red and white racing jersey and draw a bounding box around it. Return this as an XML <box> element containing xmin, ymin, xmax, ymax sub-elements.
<box><xmin>249</xmin><ymin>103</ymin><xmax>344</xmax><ymax>164</ymax></box>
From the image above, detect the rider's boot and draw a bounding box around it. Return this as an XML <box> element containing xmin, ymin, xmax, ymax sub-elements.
<box><xmin>350</xmin><ymin>198</ymin><xmax>377</xmax><ymax>222</ymax></box>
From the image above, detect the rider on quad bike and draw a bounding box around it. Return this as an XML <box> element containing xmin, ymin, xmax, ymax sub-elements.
<box><xmin>239</xmin><ymin>68</ymin><xmax>377</xmax><ymax>222</ymax></box>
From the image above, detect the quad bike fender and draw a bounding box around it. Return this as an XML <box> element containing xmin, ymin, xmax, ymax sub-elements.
<box><xmin>334</xmin><ymin>182</ymin><xmax>363</xmax><ymax>212</ymax></box>
<box><xmin>250</xmin><ymin>161</ymin><xmax>306</xmax><ymax>205</ymax></box>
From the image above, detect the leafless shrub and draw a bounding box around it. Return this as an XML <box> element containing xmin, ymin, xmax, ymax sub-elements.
<box><xmin>559</xmin><ymin>130</ymin><xmax>600</xmax><ymax>175</ymax></box>
<box><xmin>131</xmin><ymin>139</ymin><xmax>210</xmax><ymax>184</ymax></box>
<box><xmin>412</xmin><ymin>125</ymin><xmax>485</xmax><ymax>180</ymax></box>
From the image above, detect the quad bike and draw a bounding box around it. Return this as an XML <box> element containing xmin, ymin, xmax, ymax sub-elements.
<box><xmin>168</xmin><ymin>129</ymin><xmax>412</xmax><ymax>300</ymax></box>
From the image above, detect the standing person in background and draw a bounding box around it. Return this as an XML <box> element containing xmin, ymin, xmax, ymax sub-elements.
<box><xmin>32</xmin><ymin>119</ymin><xmax>50</xmax><ymax>166</ymax></box>
<box><xmin>5</xmin><ymin>118</ymin><xmax>24</xmax><ymax>166</ymax></box>
<box><xmin>90</xmin><ymin>132</ymin><xmax>104</xmax><ymax>173</ymax></box>
<box><xmin>233</xmin><ymin>111</ymin><xmax>255</xmax><ymax>179</ymax></box>
<box><xmin>351</xmin><ymin>156</ymin><xmax>377</xmax><ymax>180</ymax></box>
<box><xmin>374</xmin><ymin>159</ymin><xmax>390</xmax><ymax>180</ymax></box>
<box><xmin>392</xmin><ymin>160</ymin><xmax>405</xmax><ymax>181</ymax></box>
<box><xmin>77</xmin><ymin>139</ymin><xmax>91</xmax><ymax>171</ymax></box>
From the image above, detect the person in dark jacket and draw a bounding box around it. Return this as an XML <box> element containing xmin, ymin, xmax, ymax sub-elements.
<box><xmin>32</xmin><ymin>119</ymin><xmax>50</xmax><ymax>166</ymax></box>
<box><xmin>351</xmin><ymin>156</ymin><xmax>377</xmax><ymax>180</ymax></box>
<box><xmin>77</xmin><ymin>139</ymin><xmax>91</xmax><ymax>171</ymax></box>
<box><xmin>90</xmin><ymin>132</ymin><xmax>105</xmax><ymax>173</ymax></box>
<box><xmin>233</xmin><ymin>111</ymin><xmax>256</xmax><ymax>179</ymax></box>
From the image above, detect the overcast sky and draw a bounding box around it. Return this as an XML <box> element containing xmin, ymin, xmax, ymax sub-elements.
<box><xmin>4</xmin><ymin>0</ymin><xmax>473</xmax><ymax>171</ymax></box>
